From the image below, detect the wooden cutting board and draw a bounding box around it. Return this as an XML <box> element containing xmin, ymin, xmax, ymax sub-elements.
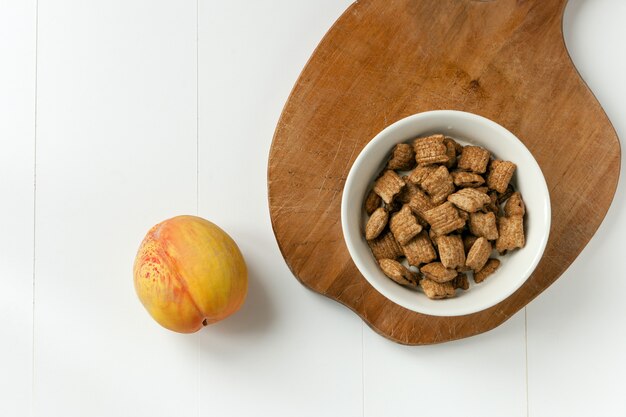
<box><xmin>267</xmin><ymin>0</ymin><xmax>621</xmax><ymax>345</ymax></box>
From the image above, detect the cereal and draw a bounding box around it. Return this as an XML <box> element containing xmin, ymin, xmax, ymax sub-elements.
<box><xmin>484</xmin><ymin>191</ymin><xmax>499</xmax><ymax>215</ymax></box>
<box><xmin>452</xmin><ymin>274</ymin><xmax>469</xmax><ymax>290</ymax></box>
<box><xmin>429</xmin><ymin>228</ymin><xmax>438</xmax><ymax>246</ymax></box>
<box><xmin>447</xmin><ymin>188</ymin><xmax>491</xmax><ymax>213</ymax></box>
<box><xmin>365</xmin><ymin>208</ymin><xmax>389</xmax><ymax>240</ymax></box>
<box><xmin>437</xmin><ymin>235</ymin><xmax>465</xmax><ymax>269</ymax></box>
<box><xmin>423</xmin><ymin>202</ymin><xmax>466</xmax><ymax>236</ymax></box>
<box><xmin>422</xmin><ymin>166</ymin><xmax>455</xmax><ymax>204</ymax></box>
<box><xmin>387</xmin><ymin>143</ymin><xmax>416</xmax><ymax>171</ymax></box>
<box><xmin>458</xmin><ymin>146</ymin><xmax>490</xmax><ymax>173</ymax></box>
<box><xmin>463</xmin><ymin>234</ymin><xmax>478</xmax><ymax>254</ymax></box>
<box><xmin>458</xmin><ymin>209</ymin><xmax>470</xmax><ymax>223</ymax></box>
<box><xmin>497</xmin><ymin>184</ymin><xmax>515</xmax><ymax>204</ymax></box>
<box><xmin>364</xmin><ymin>190</ymin><xmax>382</xmax><ymax>215</ymax></box>
<box><xmin>389</xmin><ymin>205</ymin><xmax>423</xmax><ymax>245</ymax></box>
<box><xmin>368</xmin><ymin>230</ymin><xmax>403</xmax><ymax>260</ymax></box>
<box><xmin>407</xmin><ymin>189</ymin><xmax>435</xmax><ymax>222</ymax></box>
<box><xmin>487</xmin><ymin>160</ymin><xmax>516</xmax><ymax>193</ymax></box>
<box><xmin>474</xmin><ymin>258</ymin><xmax>500</xmax><ymax>283</ymax></box>
<box><xmin>421</xmin><ymin>262</ymin><xmax>458</xmax><ymax>283</ymax></box>
<box><xmin>496</xmin><ymin>215</ymin><xmax>525</xmax><ymax>253</ymax></box>
<box><xmin>379</xmin><ymin>259</ymin><xmax>419</xmax><ymax>288</ymax></box>
<box><xmin>397</xmin><ymin>178</ymin><xmax>420</xmax><ymax>204</ymax></box>
<box><xmin>401</xmin><ymin>231</ymin><xmax>437</xmax><ymax>266</ymax></box>
<box><xmin>452</xmin><ymin>171</ymin><xmax>485</xmax><ymax>188</ymax></box>
<box><xmin>453</xmin><ymin>142</ymin><xmax>464</xmax><ymax>157</ymax></box>
<box><xmin>413</xmin><ymin>134</ymin><xmax>449</xmax><ymax>165</ymax></box>
<box><xmin>407</xmin><ymin>190</ymin><xmax>435</xmax><ymax>226</ymax></box>
<box><xmin>373</xmin><ymin>170</ymin><xmax>405</xmax><ymax>204</ymax></box>
<box><xmin>385</xmin><ymin>199</ymin><xmax>402</xmax><ymax>212</ymax></box>
<box><xmin>469</xmin><ymin>211</ymin><xmax>499</xmax><ymax>240</ymax></box>
<box><xmin>362</xmin><ymin>134</ymin><xmax>526</xmax><ymax>299</ymax></box>
<box><xmin>466</xmin><ymin>237</ymin><xmax>491</xmax><ymax>271</ymax></box>
<box><xmin>420</xmin><ymin>278</ymin><xmax>456</xmax><ymax>299</ymax></box>
<box><xmin>443</xmin><ymin>137</ymin><xmax>458</xmax><ymax>168</ymax></box>
<box><xmin>407</xmin><ymin>165</ymin><xmax>437</xmax><ymax>186</ymax></box>
<box><xmin>504</xmin><ymin>192</ymin><xmax>525</xmax><ymax>217</ymax></box>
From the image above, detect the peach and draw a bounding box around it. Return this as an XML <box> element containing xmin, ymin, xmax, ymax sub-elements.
<box><xmin>133</xmin><ymin>215</ymin><xmax>247</xmax><ymax>333</ymax></box>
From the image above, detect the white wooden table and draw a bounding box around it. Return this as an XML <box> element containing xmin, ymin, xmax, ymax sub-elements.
<box><xmin>1</xmin><ymin>1</ymin><xmax>625</xmax><ymax>416</ymax></box>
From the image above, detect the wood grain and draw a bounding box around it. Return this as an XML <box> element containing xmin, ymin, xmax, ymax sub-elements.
<box><xmin>268</xmin><ymin>0</ymin><xmax>621</xmax><ymax>345</ymax></box>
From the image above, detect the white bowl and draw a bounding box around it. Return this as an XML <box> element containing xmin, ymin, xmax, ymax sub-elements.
<box><xmin>341</xmin><ymin>110</ymin><xmax>551</xmax><ymax>316</ymax></box>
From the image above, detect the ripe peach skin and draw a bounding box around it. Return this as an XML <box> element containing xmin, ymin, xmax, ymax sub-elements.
<box><xmin>134</xmin><ymin>215</ymin><xmax>248</xmax><ymax>333</ymax></box>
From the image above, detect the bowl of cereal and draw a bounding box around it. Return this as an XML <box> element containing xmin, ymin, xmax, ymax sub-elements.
<box><xmin>341</xmin><ymin>110</ymin><xmax>550</xmax><ymax>316</ymax></box>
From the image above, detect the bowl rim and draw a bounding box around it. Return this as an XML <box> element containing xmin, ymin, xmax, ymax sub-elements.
<box><xmin>340</xmin><ymin>110</ymin><xmax>551</xmax><ymax>316</ymax></box>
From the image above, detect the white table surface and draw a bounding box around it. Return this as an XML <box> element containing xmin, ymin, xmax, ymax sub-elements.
<box><xmin>1</xmin><ymin>1</ymin><xmax>625</xmax><ymax>416</ymax></box>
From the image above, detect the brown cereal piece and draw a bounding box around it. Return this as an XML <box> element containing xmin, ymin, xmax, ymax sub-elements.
<box><xmin>452</xmin><ymin>274</ymin><xmax>469</xmax><ymax>290</ymax></box>
<box><xmin>407</xmin><ymin>189</ymin><xmax>435</xmax><ymax>218</ymax></box>
<box><xmin>443</xmin><ymin>137</ymin><xmax>457</xmax><ymax>168</ymax></box>
<box><xmin>436</xmin><ymin>235</ymin><xmax>466</xmax><ymax>269</ymax></box>
<box><xmin>413</xmin><ymin>134</ymin><xmax>449</xmax><ymax>165</ymax></box>
<box><xmin>497</xmin><ymin>184</ymin><xmax>515</xmax><ymax>204</ymax></box>
<box><xmin>423</xmin><ymin>202</ymin><xmax>466</xmax><ymax>236</ymax></box>
<box><xmin>484</xmin><ymin>191</ymin><xmax>499</xmax><ymax>215</ymax></box>
<box><xmin>496</xmin><ymin>215</ymin><xmax>525</xmax><ymax>253</ymax></box>
<box><xmin>373</xmin><ymin>170</ymin><xmax>406</xmax><ymax>204</ymax></box>
<box><xmin>368</xmin><ymin>230</ymin><xmax>403</xmax><ymax>260</ymax></box>
<box><xmin>401</xmin><ymin>231</ymin><xmax>437</xmax><ymax>266</ymax></box>
<box><xmin>487</xmin><ymin>160</ymin><xmax>516</xmax><ymax>193</ymax></box>
<box><xmin>389</xmin><ymin>205</ymin><xmax>423</xmax><ymax>245</ymax></box>
<box><xmin>451</xmin><ymin>171</ymin><xmax>485</xmax><ymax>188</ymax></box>
<box><xmin>421</xmin><ymin>262</ymin><xmax>458</xmax><ymax>283</ymax></box>
<box><xmin>429</xmin><ymin>229</ymin><xmax>438</xmax><ymax>246</ymax></box>
<box><xmin>453</xmin><ymin>140</ymin><xmax>464</xmax><ymax>155</ymax></box>
<box><xmin>387</xmin><ymin>143</ymin><xmax>416</xmax><ymax>171</ymax></box>
<box><xmin>446</xmin><ymin>136</ymin><xmax>462</xmax><ymax>151</ymax></box>
<box><xmin>385</xmin><ymin>199</ymin><xmax>402</xmax><ymax>212</ymax></box>
<box><xmin>475</xmin><ymin>186</ymin><xmax>489</xmax><ymax>194</ymax></box>
<box><xmin>422</xmin><ymin>166</ymin><xmax>455</xmax><ymax>204</ymax></box>
<box><xmin>420</xmin><ymin>278</ymin><xmax>456</xmax><ymax>299</ymax></box>
<box><xmin>447</xmin><ymin>188</ymin><xmax>491</xmax><ymax>213</ymax></box>
<box><xmin>365</xmin><ymin>208</ymin><xmax>389</xmax><ymax>240</ymax></box>
<box><xmin>397</xmin><ymin>178</ymin><xmax>420</xmax><ymax>204</ymax></box>
<box><xmin>462</xmin><ymin>235</ymin><xmax>478</xmax><ymax>254</ymax></box>
<box><xmin>466</xmin><ymin>237</ymin><xmax>492</xmax><ymax>271</ymax></box>
<box><xmin>469</xmin><ymin>211</ymin><xmax>499</xmax><ymax>240</ymax></box>
<box><xmin>414</xmin><ymin>215</ymin><xmax>429</xmax><ymax>228</ymax></box>
<box><xmin>379</xmin><ymin>259</ymin><xmax>420</xmax><ymax>288</ymax></box>
<box><xmin>474</xmin><ymin>258</ymin><xmax>500</xmax><ymax>283</ymax></box>
<box><xmin>504</xmin><ymin>191</ymin><xmax>525</xmax><ymax>217</ymax></box>
<box><xmin>364</xmin><ymin>190</ymin><xmax>382</xmax><ymax>215</ymax></box>
<box><xmin>458</xmin><ymin>146</ymin><xmax>491</xmax><ymax>173</ymax></box>
<box><xmin>407</xmin><ymin>165</ymin><xmax>437</xmax><ymax>186</ymax></box>
<box><xmin>463</xmin><ymin>234</ymin><xmax>478</xmax><ymax>253</ymax></box>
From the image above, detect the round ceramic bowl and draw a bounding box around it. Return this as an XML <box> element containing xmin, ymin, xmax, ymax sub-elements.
<box><xmin>341</xmin><ymin>110</ymin><xmax>550</xmax><ymax>316</ymax></box>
